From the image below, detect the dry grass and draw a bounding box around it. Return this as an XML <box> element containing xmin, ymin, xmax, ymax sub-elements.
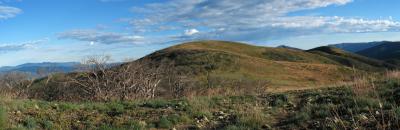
<box><xmin>326</xmin><ymin>71</ymin><xmax>400</xmax><ymax>129</ymax></box>
<box><xmin>167</xmin><ymin>40</ymin><xmax>357</xmax><ymax>93</ymax></box>
<box><xmin>385</xmin><ymin>70</ymin><xmax>400</xmax><ymax>79</ymax></box>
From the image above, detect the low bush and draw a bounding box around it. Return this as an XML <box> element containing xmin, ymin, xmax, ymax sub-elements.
<box><xmin>0</xmin><ymin>106</ymin><xmax>7</xmax><ymax>129</ymax></box>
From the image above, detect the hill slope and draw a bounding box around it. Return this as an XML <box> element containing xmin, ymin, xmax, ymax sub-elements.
<box><xmin>141</xmin><ymin>41</ymin><xmax>355</xmax><ymax>90</ymax></box>
<box><xmin>356</xmin><ymin>42</ymin><xmax>400</xmax><ymax>65</ymax></box>
<box><xmin>307</xmin><ymin>46</ymin><xmax>397</xmax><ymax>71</ymax></box>
<box><xmin>30</xmin><ymin>41</ymin><xmax>392</xmax><ymax>101</ymax></box>
<box><xmin>330</xmin><ymin>41</ymin><xmax>383</xmax><ymax>52</ymax></box>
<box><xmin>276</xmin><ymin>45</ymin><xmax>303</xmax><ymax>51</ymax></box>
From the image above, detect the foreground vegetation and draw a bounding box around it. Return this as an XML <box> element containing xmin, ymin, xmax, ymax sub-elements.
<box><xmin>1</xmin><ymin>71</ymin><xmax>400</xmax><ymax>129</ymax></box>
<box><xmin>1</xmin><ymin>41</ymin><xmax>400</xmax><ymax>129</ymax></box>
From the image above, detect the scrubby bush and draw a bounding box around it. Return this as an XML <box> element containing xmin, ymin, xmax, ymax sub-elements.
<box><xmin>265</xmin><ymin>93</ymin><xmax>289</xmax><ymax>107</ymax></box>
<box><xmin>157</xmin><ymin>116</ymin><xmax>174</xmax><ymax>128</ymax></box>
<box><xmin>23</xmin><ymin>117</ymin><xmax>37</xmax><ymax>129</ymax></box>
<box><xmin>0</xmin><ymin>106</ymin><xmax>7</xmax><ymax>129</ymax></box>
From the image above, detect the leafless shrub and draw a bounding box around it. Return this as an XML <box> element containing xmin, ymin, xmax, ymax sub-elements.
<box><xmin>66</xmin><ymin>55</ymin><xmax>169</xmax><ymax>101</ymax></box>
<box><xmin>0</xmin><ymin>72</ymin><xmax>32</xmax><ymax>98</ymax></box>
<box><xmin>165</xmin><ymin>69</ymin><xmax>195</xmax><ymax>98</ymax></box>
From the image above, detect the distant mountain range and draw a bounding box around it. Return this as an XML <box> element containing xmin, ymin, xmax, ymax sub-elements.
<box><xmin>330</xmin><ymin>41</ymin><xmax>385</xmax><ymax>52</ymax></box>
<box><xmin>329</xmin><ymin>41</ymin><xmax>400</xmax><ymax>65</ymax></box>
<box><xmin>0</xmin><ymin>62</ymin><xmax>81</xmax><ymax>75</ymax></box>
<box><xmin>356</xmin><ymin>41</ymin><xmax>400</xmax><ymax>64</ymax></box>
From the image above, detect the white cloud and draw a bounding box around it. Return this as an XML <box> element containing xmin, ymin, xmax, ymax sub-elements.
<box><xmin>0</xmin><ymin>5</ymin><xmax>21</xmax><ymax>20</ymax></box>
<box><xmin>0</xmin><ymin>38</ymin><xmax>50</xmax><ymax>53</ymax></box>
<box><xmin>184</xmin><ymin>29</ymin><xmax>199</xmax><ymax>36</ymax></box>
<box><xmin>129</xmin><ymin>0</ymin><xmax>400</xmax><ymax>42</ymax></box>
<box><xmin>58</xmin><ymin>29</ymin><xmax>145</xmax><ymax>44</ymax></box>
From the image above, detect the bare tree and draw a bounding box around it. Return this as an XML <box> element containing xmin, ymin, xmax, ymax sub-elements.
<box><xmin>68</xmin><ymin>55</ymin><xmax>168</xmax><ymax>101</ymax></box>
<box><xmin>0</xmin><ymin>72</ymin><xmax>33</xmax><ymax>98</ymax></box>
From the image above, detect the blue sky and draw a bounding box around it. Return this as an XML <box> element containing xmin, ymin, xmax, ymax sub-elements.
<box><xmin>1</xmin><ymin>0</ymin><xmax>400</xmax><ymax>66</ymax></box>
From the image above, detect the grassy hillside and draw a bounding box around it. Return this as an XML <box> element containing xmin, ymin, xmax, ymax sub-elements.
<box><xmin>143</xmin><ymin>41</ymin><xmax>355</xmax><ymax>91</ymax></box>
<box><xmin>167</xmin><ymin>41</ymin><xmax>334</xmax><ymax>63</ymax></box>
<box><xmin>26</xmin><ymin>40</ymin><xmax>395</xmax><ymax>101</ymax></box>
<box><xmin>308</xmin><ymin>46</ymin><xmax>397</xmax><ymax>71</ymax></box>
<box><xmin>357</xmin><ymin>42</ymin><xmax>400</xmax><ymax>65</ymax></box>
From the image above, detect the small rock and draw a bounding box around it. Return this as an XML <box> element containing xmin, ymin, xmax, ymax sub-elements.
<box><xmin>15</xmin><ymin>110</ymin><xmax>21</xmax><ymax>115</ymax></box>
<box><xmin>218</xmin><ymin>111</ymin><xmax>225</xmax><ymax>115</ymax></box>
<box><xmin>376</xmin><ymin>111</ymin><xmax>380</xmax><ymax>115</ymax></box>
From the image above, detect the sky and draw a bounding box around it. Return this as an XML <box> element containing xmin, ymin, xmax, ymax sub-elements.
<box><xmin>1</xmin><ymin>0</ymin><xmax>400</xmax><ymax>66</ymax></box>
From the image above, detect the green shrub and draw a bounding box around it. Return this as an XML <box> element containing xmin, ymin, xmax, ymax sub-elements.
<box><xmin>106</xmin><ymin>102</ymin><xmax>126</xmax><ymax>116</ymax></box>
<box><xmin>354</xmin><ymin>97</ymin><xmax>380</xmax><ymax>109</ymax></box>
<box><xmin>156</xmin><ymin>114</ymin><xmax>188</xmax><ymax>128</ymax></box>
<box><xmin>288</xmin><ymin>110</ymin><xmax>311</xmax><ymax>125</ymax></box>
<box><xmin>58</xmin><ymin>103</ymin><xmax>80</xmax><ymax>111</ymax></box>
<box><xmin>124</xmin><ymin>120</ymin><xmax>146</xmax><ymax>130</ymax></box>
<box><xmin>141</xmin><ymin>99</ymin><xmax>189</xmax><ymax>111</ymax></box>
<box><xmin>310</xmin><ymin>105</ymin><xmax>332</xmax><ymax>118</ymax></box>
<box><xmin>223</xmin><ymin>125</ymin><xmax>249</xmax><ymax>130</ymax></box>
<box><xmin>23</xmin><ymin>117</ymin><xmax>37</xmax><ymax>129</ymax></box>
<box><xmin>394</xmin><ymin>107</ymin><xmax>400</xmax><ymax>117</ymax></box>
<box><xmin>141</xmin><ymin>99</ymin><xmax>171</xmax><ymax>109</ymax></box>
<box><xmin>238</xmin><ymin>115</ymin><xmax>263</xmax><ymax>129</ymax></box>
<box><xmin>189</xmin><ymin>111</ymin><xmax>212</xmax><ymax>119</ymax></box>
<box><xmin>42</xmin><ymin>120</ymin><xmax>54</xmax><ymax>130</ymax></box>
<box><xmin>99</xmin><ymin>124</ymin><xmax>124</xmax><ymax>130</ymax></box>
<box><xmin>0</xmin><ymin>106</ymin><xmax>7</xmax><ymax>129</ymax></box>
<box><xmin>157</xmin><ymin>116</ymin><xmax>174</xmax><ymax>128</ymax></box>
<box><xmin>267</xmin><ymin>93</ymin><xmax>289</xmax><ymax>107</ymax></box>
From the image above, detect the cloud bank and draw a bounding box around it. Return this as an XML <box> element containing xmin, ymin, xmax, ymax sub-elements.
<box><xmin>58</xmin><ymin>30</ymin><xmax>145</xmax><ymax>44</ymax></box>
<box><xmin>0</xmin><ymin>38</ymin><xmax>49</xmax><ymax>53</ymax></box>
<box><xmin>129</xmin><ymin>0</ymin><xmax>400</xmax><ymax>42</ymax></box>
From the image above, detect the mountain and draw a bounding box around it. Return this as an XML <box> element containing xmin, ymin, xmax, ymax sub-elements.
<box><xmin>276</xmin><ymin>45</ymin><xmax>302</xmax><ymax>51</ymax></box>
<box><xmin>356</xmin><ymin>41</ymin><xmax>400</xmax><ymax>65</ymax></box>
<box><xmin>90</xmin><ymin>41</ymin><xmax>358</xmax><ymax>88</ymax></box>
<box><xmin>330</xmin><ymin>41</ymin><xmax>384</xmax><ymax>52</ymax></box>
<box><xmin>307</xmin><ymin>46</ymin><xmax>397</xmax><ymax>71</ymax></box>
<box><xmin>29</xmin><ymin>40</ymin><xmax>399</xmax><ymax>101</ymax></box>
<box><xmin>0</xmin><ymin>62</ymin><xmax>80</xmax><ymax>75</ymax></box>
